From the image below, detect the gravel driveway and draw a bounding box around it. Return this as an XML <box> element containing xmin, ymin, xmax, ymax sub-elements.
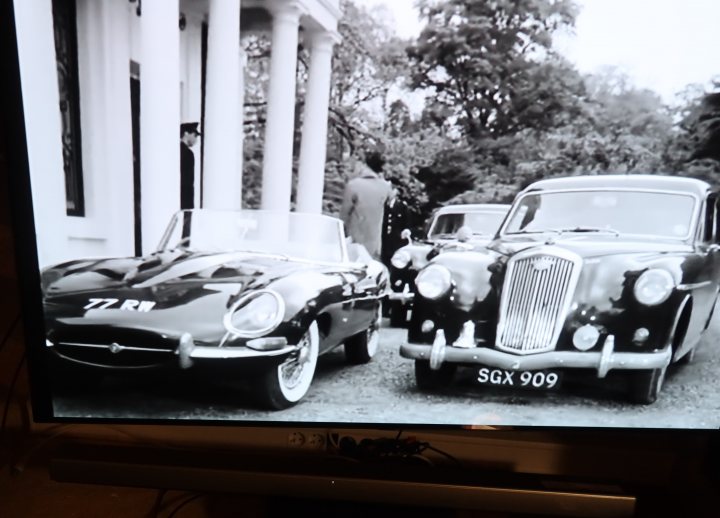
<box><xmin>53</xmin><ymin>316</ymin><xmax>720</xmax><ymax>429</ymax></box>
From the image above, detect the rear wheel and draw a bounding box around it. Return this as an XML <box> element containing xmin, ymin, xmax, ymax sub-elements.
<box><xmin>627</xmin><ymin>367</ymin><xmax>666</xmax><ymax>405</ymax></box>
<box><xmin>345</xmin><ymin>304</ymin><xmax>381</xmax><ymax>364</ymax></box>
<box><xmin>257</xmin><ymin>322</ymin><xmax>319</xmax><ymax>410</ymax></box>
<box><xmin>414</xmin><ymin>360</ymin><xmax>456</xmax><ymax>391</ymax></box>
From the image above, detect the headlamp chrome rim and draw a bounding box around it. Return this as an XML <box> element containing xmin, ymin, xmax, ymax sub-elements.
<box><xmin>391</xmin><ymin>249</ymin><xmax>412</xmax><ymax>269</ymax></box>
<box><xmin>634</xmin><ymin>268</ymin><xmax>675</xmax><ymax>306</ymax></box>
<box><xmin>223</xmin><ymin>289</ymin><xmax>286</xmax><ymax>338</ymax></box>
<box><xmin>415</xmin><ymin>264</ymin><xmax>453</xmax><ymax>300</ymax></box>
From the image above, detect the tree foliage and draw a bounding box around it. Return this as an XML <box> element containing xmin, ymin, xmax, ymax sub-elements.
<box><xmin>408</xmin><ymin>0</ymin><xmax>582</xmax><ymax>140</ymax></box>
<box><xmin>237</xmin><ymin>0</ymin><xmax>717</xmax><ymax>233</ymax></box>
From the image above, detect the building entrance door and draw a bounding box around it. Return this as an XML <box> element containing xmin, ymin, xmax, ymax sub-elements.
<box><xmin>130</xmin><ymin>64</ymin><xmax>141</xmax><ymax>257</ymax></box>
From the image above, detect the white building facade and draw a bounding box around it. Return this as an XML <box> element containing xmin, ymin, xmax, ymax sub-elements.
<box><xmin>13</xmin><ymin>0</ymin><xmax>341</xmax><ymax>268</ymax></box>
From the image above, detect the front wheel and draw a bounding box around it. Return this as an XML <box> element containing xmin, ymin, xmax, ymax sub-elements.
<box><xmin>627</xmin><ymin>367</ymin><xmax>666</xmax><ymax>405</ymax></box>
<box><xmin>414</xmin><ymin>360</ymin><xmax>456</xmax><ymax>391</ymax></box>
<box><xmin>344</xmin><ymin>304</ymin><xmax>381</xmax><ymax>365</ymax></box>
<box><xmin>257</xmin><ymin>322</ymin><xmax>319</xmax><ymax>410</ymax></box>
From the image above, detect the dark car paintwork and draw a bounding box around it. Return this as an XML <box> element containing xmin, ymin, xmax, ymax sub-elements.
<box><xmin>408</xmin><ymin>175</ymin><xmax>720</xmax><ymax>368</ymax></box>
<box><xmin>43</xmin><ymin>248</ymin><xmax>387</xmax><ymax>370</ymax></box>
<box><xmin>387</xmin><ymin>204</ymin><xmax>510</xmax><ymax>326</ymax></box>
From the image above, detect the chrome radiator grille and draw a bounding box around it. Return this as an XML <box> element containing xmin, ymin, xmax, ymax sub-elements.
<box><xmin>496</xmin><ymin>250</ymin><xmax>581</xmax><ymax>354</ymax></box>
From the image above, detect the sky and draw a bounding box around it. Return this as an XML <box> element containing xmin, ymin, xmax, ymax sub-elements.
<box><xmin>358</xmin><ymin>0</ymin><xmax>720</xmax><ymax>105</ymax></box>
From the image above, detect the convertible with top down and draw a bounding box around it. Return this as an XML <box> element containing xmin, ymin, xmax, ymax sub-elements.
<box><xmin>42</xmin><ymin>209</ymin><xmax>388</xmax><ymax>409</ymax></box>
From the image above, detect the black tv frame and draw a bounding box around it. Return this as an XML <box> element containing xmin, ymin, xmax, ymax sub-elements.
<box><xmin>2</xmin><ymin>0</ymin><xmax>720</xmax><ymax>446</ymax></box>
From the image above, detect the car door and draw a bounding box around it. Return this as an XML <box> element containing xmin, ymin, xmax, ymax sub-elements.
<box><xmin>682</xmin><ymin>193</ymin><xmax>720</xmax><ymax>352</ymax></box>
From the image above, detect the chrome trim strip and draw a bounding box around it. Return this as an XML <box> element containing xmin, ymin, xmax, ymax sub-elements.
<box><xmin>388</xmin><ymin>292</ymin><xmax>414</xmax><ymax>303</ymax></box>
<box><xmin>400</xmin><ymin>339</ymin><xmax>672</xmax><ymax>375</ymax></box>
<box><xmin>223</xmin><ymin>289</ymin><xmax>286</xmax><ymax>339</ymax></box>
<box><xmin>677</xmin><ymin>280</ymin><xmax>712</xmax><ymax>291</ymax></box>
<box><xmin>597</xmin><ymin>335</ymin><xmax>615</xmax><ymax>378</ymax></box>
<box><xmin>57</xmin><ymin>342</ymin><xmax>172</xmax><ymax>353</ymax></box>
<box><xmin>496</xmin><ymin>246</ymin><xmax>582</xmax><ymax>355</ymax></box>
<box><xmin>189</xmin><ymin>345</ymin><xmax>295</xmax><ymax>359</ymax></box>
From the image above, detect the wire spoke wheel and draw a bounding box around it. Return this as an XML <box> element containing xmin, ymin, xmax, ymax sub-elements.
<box><xmin>345</xmin><ymin>302</ymin><xmax>381</xmax><ymax>364</ymax></box>
<box><xmin>258</xmin><ymin>322</ymin><xmax>319</xmax><ymax>409</ymax></box>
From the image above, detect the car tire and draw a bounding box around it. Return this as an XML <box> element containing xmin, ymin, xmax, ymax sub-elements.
<box><xmin>414</xmin><ymin>360</ymin><xmax>456</xmax><ymax>390</ymax></box>
<box><xmin>345</xmin><ymin>304</ymin><xmax>381</xmax><ymax>364</ymax></box>
<box><xmin>628</xmin><ymin>367</ymin><xmax>666</xmax><ymax>405</ymax></box>
<box><xmin>677</xmin><ymin>345</ymin><xmax>697</xmax><ymax>365</ymax></box>
<box><xmin>257</xmin><ymin>321</ymin><xmax>319</xmax><ymax>410</ymax></box>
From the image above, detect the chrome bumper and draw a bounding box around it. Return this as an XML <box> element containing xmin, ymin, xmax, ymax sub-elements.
<box><xmin>387</xmin><ymin>291</ymin><xmax>415</xmax><ymax>303</ymax></box>
<box><xmin>178</xmin><ymin>333</ymin><xmax>295</xmax><ymax>368</ymax></box>
<box><xmin>399</xmin><ymin>334</ymin><xmax>672</xmax><ymax>378</ymax></box>
<box><xmin>48</xmin><ymin>333</ymin><xmax>295</xmax><ymax>370</ymax></box>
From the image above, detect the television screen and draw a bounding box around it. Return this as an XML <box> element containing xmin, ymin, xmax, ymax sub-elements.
<box><xmin>5</xmin><ymin>0</ymin><xmax>720</xmax><ymax>430</ymax></box>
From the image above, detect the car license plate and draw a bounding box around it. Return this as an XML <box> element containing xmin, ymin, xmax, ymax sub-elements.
<box><xmin>476</xmin><ymin>368</ymin><xmax>561</xmax><ymax>390</ymax></box>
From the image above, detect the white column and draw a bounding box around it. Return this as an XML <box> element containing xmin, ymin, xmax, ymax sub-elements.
<box><xmin>101</xmin><ymin>0</ymin><xmax>135</xmax><ymax>257</ymax></box>
<box><xmin>12</xmin><ymin>0</ymin><xmax>68</xmax><ymax>268</ymax></box>
<box><xmin>99</xmin><ymin>0</ymin><xmax>135</xmax><ymax>257</ymax></box>
<box><xmin>237</xmin><ymin>47</ymin><xmax>247</xmax><ymax>206</ymax></box>
<box><xmin>296</xmin><ymin>30</ymin><xmax>338</xmax><ymax>214</ymax></box>
<box><xmin>202</xmin><ymin>0</ymin><xmax>241</xmax><ymax>210</ymax></box>
<box><xmin>180</xmin><ymin>17</ymin><xmax>204</xmax><ymax>210</ymax></box>
<box><xmin>140</xmin><ymin>0</ymin><xmax>181</xmax><ymax>254</ymax></box>
<box><xmin>260</xmin><ymin>0</ymin><xmax>303</xmax><ymax>212</ymax></box>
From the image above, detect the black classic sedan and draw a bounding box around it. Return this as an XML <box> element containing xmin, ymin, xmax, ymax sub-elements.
<box><xmin>387</xmin><ymin>203</ymin><xmax>510</xmax><ymax>327</ymax></box>
<box><xmin>400</xmin><ymin>175</ymin><xmax>720</xmax><ymax>404</ymax></box>
<box><xmin>42</xmin><ymin>209</ymin><xmax>388</xmax><ymax>409</ymax></box>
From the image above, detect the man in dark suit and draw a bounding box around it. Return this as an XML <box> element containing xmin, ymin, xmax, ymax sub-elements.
<box><xmin>381</xmin><ymin>185</ymin><xmax>410</xmax><ymax>267</ymax></box>
<box><xmin>180</xmin><ymin>122</ymin><xmax>201</xmax><ymax>210</ymax></box>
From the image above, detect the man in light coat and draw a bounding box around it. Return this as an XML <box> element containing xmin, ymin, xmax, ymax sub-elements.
<box><xmin>340</xmin><ymin>151</ymin><xmax>392</xmax><ymax>260</ymax></box>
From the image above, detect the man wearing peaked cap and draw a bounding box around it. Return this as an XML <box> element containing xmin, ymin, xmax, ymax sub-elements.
<box><xmin>180</xmin><ymin>122</ymin><xmax>201</xmax><ymax>210</ymax></box>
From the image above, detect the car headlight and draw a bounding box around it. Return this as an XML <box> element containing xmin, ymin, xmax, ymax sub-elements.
<box><xmin>223</xmin><ymin>290</ymin><xmax>285</xmax><ymax>338</ymax></box>
<box><xmin>391</xmin><ymin>250</ymin><xmax>412</xmax><ymax>269</ymax></box>
<box><xmin>634</xmin><ymin>269</ymin><xmax>675</xmax><ymax>306</ymax></box>
<box><xmin>415</xmin><ymin>264</ymin><xmax>453</xmax><ymax>300</ymax></box>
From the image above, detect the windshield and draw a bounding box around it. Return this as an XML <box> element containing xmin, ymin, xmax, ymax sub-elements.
<box><xmin>158</xmin><ymin>210</ymin><xmax>347</xmax><ymax>263</ymax></box>
<box><xmin>429</xmin><ymin>211</ymin><xmax>507</xmax><ymax>238</ymax></box>
<box><xmin>502</xmin><ymin>190</ymin><xmax>697</xmax><ymax>239</ymax></box>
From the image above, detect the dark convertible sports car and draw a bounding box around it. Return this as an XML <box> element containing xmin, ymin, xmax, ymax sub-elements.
<box><xmin>400</xmin><ymin>175</ymin><xmax>720</xmax><ymax>404</ymax></box>
<box><xmin>42</xmin><ymin>209</ymin><xmax>388</xmax><ymax>409</ymax></box>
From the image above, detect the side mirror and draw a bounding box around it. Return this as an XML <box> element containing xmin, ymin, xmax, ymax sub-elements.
<box><xmin>400</xmin><ymin>228</ymin><xmax>412</xmax><ymax>244</ymax></box>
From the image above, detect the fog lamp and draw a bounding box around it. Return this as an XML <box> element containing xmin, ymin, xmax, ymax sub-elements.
<box><xmin>633</xmin><ymin>327</ymin><xmax>650</xmax><ymax>345</ymax></box>
<box><xmin>572</xmin><ymin>324</ymin><xmax>600</xmax><ymax>351</ymax></box>
<box><xmin>421</xmin><ymin>320</ymin><xmax>435</xmax><ymax>333</ymax></box>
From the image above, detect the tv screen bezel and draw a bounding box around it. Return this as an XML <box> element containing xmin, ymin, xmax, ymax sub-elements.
<box><xmin>1</xmin><ymin>0</ymin><xmax>719</xmax><ymax>434</ymax></box>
